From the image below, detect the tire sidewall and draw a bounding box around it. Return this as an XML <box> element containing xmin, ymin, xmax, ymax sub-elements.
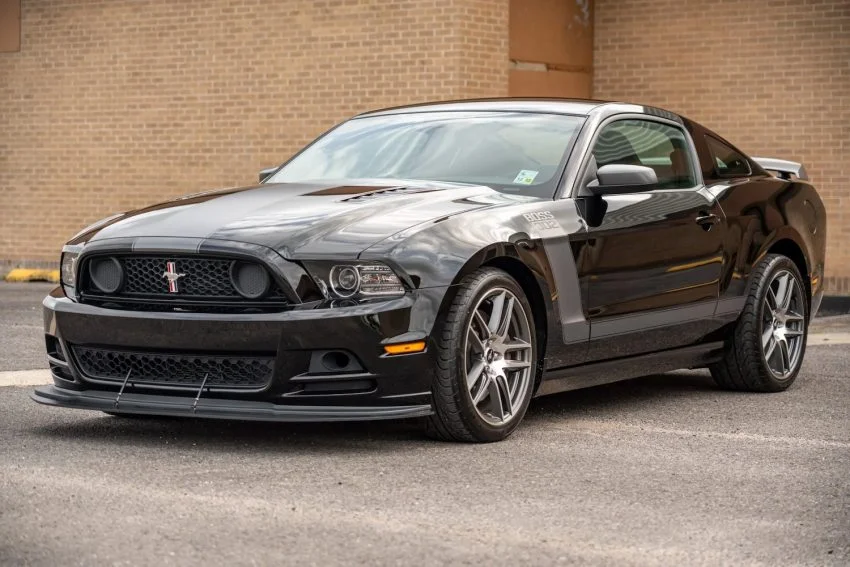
<box><xmin>447</xmin><ymin>270</ymin><xmax>536</xmax><ymax>442</ymax></box>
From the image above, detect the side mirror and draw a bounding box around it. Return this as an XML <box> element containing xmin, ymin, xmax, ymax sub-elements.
<box><xmin>587</xmin><ymin>164</ymin><xmax>657</xmax><ymax>196</ymax></box>
<box><xmin>259</xmin><ymin>167</ymin><xmax>278</xmax><ymax>183</ymax></box>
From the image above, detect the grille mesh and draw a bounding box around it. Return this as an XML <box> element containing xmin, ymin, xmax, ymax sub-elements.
<box><xmin>123</xmin><ymin>256</ymin><xmax>238</xmax><ymax>297</ymax></box>
<box><xmin>72</xmin><ymin>345</ymin><xmax>275</xmax><ymax>389</ymax></box>
<box><xmin>79</xmin><ymin>255</ymin><xmax>289</xmax><ymax>307</ymax></box>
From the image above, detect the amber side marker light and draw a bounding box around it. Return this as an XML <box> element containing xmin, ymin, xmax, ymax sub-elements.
<box><xmin>384</xmin><ymin>341</ymin><xmax>426</xmax><ymax>355</ymax></box>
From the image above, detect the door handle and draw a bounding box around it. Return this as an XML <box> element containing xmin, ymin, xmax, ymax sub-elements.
<box><xmin>695</xmin><ymin>212</ymin><xmax>720</xmax><ymax>230</ymax></box>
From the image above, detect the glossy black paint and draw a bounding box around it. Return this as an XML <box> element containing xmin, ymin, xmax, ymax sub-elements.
<box><xmin>34</xmin><ymin>99</ymin><xmax>827</xmax><ymax>420</ymax></box>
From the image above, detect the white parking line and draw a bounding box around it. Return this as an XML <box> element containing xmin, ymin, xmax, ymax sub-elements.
<box><xmin>0</xmin><ymin>369</ymin><xmax>51</xmax><ymax>387</ymax></box>
<box><xmin>807</xmin><ymin>332</ymin><xmax>850</xmax><ymax>345</ymax></box>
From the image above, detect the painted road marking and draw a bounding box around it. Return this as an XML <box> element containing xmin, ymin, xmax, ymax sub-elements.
<box><xmin>0</xmin><ymin>369</ymin><xmax>52</xmax><ymax>387</ymax></box>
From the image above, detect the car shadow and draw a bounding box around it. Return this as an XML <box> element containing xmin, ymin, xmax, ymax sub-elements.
<box><xmin>524</xmin><ymin>369</ymin><xmax>721</xmax><ymax>423</ymax></box>
<box><xmin>30</xmin><ymin>371</ymin><xmax>721</xmax><ymax>452</ymax></box>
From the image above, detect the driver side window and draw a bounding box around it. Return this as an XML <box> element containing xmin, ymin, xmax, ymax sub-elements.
<box><xmin>593</xmin><ymin>119</ymin><xmax>696</xmax><ymax>189</ymax></box>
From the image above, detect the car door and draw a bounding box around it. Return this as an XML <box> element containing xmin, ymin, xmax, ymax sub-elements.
<box><xmin>571</xmin><ymin>116</ymin><xmax>727</xmax><ymax>361</ymax></box>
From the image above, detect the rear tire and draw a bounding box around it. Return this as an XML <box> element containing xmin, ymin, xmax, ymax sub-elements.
<box><xmin>710</xmin><ymin>254</ymin><xmax>808</xmax><ymax>392</ymax></box>
<box><xmin>426</xmin><ymin>268</ymin><xmax>537</xmax><ymax>442</ymax></box>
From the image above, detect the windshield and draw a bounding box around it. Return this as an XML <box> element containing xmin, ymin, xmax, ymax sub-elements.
<box><xmin>267</xmin><ymin>111</ymin><xmax>585</xmax><ymax>197</ymax></box>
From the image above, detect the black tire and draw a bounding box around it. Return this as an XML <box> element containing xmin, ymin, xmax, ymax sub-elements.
<box><xmin>710</xmin><ymin>254</ymin><xmax>808</xmax><ymax>392</ymax></box>
<box><xmin>425</xmin><ymin>267</ymin><xmax>537</xmax><ymax>442</ymax></box>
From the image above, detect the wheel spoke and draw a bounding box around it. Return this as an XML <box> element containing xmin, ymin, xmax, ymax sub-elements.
<box><xmin>766</xmin><ymin>282</ymin><xmax>779</xmax><ymax>309</ymax></box>
<box><xmin>764</xmin><ymin>334</ymin><xmax>777</xmax><ymax>361</ymax></box>
<box><xmin>472</xmin><ymin>373</ymin><xmax>491</xmax><ymax>405</ymax></box>
<box><xmin>493</xmin><ymin>373</ymin><xmax>514</xmax><ymax>417</ymax></box>
<box><xmin>776</xmin><ymin>273</ymin><xmax>793</xmax><ymax>311</ymax></box>
<box><xmin>784</xmin><ymin>328</ymin><xmax>804</xmax><ymax>337</ymax></box>
<box><xmin>487</xmin><ymin>291</ymin><xmax>507</xmax><ymax>334</ymax></box>
<box><xmin>503</xmin><ymin>339</ymin><xmax>531</xmax><ymax>352</ymax></box>
<box><xmin>466</xmin><ymin>359</ymin><xmax>485</xmax><ymax>390</ymax></box>
<box><xmin>467</xmin><ymin>323</ymin><xmax>486</xmax><ymax>355</ymax></box>
<box><xmin>473</xmin><ymin>310</ymin><xmax>490</xmax><ymax>337</ymax></box>
<box><xmin>502</xmin><ymin>359</ymin><xmax>531</xmax><ymax>371</ymax></box>
<box><xmin>785</xmin><ymin>311</ymin><xmax>804</xmax><ymax>323</ymax></box>
<box><xmin>777</xmin><ymin>338</ymin><xmax>791</xmax><ymax>374</ymax></box>
<box><xmin>486</xmin><ymin>376</ymin><xmax>506</xmax><ymax>420</ymax></box>
<box><xmin>496</xmin><ymin>297</ymin><xmax>515</xmax><ymax>340</ymax></box>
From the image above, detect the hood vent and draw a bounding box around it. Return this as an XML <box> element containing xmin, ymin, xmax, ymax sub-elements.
<box><xmin>341</xmin><ymin>186</ymin><xmax>437</xmax><ymax>202</ymax></box>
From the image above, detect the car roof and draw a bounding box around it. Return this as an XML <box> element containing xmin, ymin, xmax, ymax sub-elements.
<box><xmin>356</xmin><ymin>98</ymin><xmax>656</xmax><ymax>119</ymax></box>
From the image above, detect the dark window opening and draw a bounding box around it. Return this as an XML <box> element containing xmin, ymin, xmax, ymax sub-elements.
<box><xmin>706</xmin><ymin>135</ymin><xmax>751</xmax><ymax>177</ymax></box>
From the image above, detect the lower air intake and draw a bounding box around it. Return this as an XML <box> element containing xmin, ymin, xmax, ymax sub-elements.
<box><xmin>71</xmin><ymin>345</ymin><xmax>275</xmax><ymax>389</ymax></box>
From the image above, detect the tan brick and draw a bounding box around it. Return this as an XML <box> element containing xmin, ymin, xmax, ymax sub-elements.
<box><xmin>594</xmin><ymin>0</ymin><xmax>850</xmax><ymax>294</ymax></box>
<box><xmin>0</xmin><ymin>0</ymin><xmax>509</xmax><ymax>265</ymax></box>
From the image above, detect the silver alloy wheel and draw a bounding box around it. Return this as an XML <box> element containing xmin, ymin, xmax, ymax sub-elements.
<box><xmin>761</xmin><ymin>269</ymin><xmax>805</xmax><ymax>378</ymax></box>
<box><xmin>463</xmin><ymin>288</ymin><xmax>533</xmax><ymax>426</ymax></box>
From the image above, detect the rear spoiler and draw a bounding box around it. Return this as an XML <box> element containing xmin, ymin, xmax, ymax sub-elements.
<box><xmin>752</xmin><ymin>157</ymin><xmax>809</xmax><ymax>181</ymax></box>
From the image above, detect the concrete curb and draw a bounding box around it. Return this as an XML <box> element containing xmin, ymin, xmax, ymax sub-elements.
<box><xmin>4</xmin><ymin>268</ymin><xmax>60</xmax><ymax>283</ymax></box>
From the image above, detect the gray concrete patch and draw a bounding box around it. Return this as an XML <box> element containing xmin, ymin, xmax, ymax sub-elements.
<box><xmin>2</xmin><ymin>348</ymin><xmax>848</xmax><ymax>566</ymax></box>
<box><xmin>0</xmin><ymin>282</ymin><xmax>53</xmax><ymax>372</ymax></box>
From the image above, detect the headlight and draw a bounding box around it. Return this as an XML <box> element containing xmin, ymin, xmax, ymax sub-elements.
<box><xmin>330</xmin><ymin>265</ymin><xmax>360</xmax><ymax>298</ymax></box>
<box><xmin>60</xmin><ymin>252</ymin><xmax>79</xmax><ymax>286</ymax></box>
<box><xmin>306</xmin><ymin>262</ymin><xmax>405</xmax><ymax>300</ymax></box>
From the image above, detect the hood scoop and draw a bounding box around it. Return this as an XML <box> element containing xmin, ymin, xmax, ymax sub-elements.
<box><xmin>341</xmin><ymin>186</ymin><xmax>438</xmax><ymax>202</ymax></box>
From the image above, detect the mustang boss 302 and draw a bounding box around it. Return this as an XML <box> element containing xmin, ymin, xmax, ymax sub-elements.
<box><xmin>33</xmin><ymin>99</ymin><xmax>825</xmax><ymax>442</ymax></box>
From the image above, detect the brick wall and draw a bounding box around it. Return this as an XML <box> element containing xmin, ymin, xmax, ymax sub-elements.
<box><xmin>0</xmin><ymin>0</ymin><xmax>509</xmax><ymax>267</ymax></box>
<box><xmin>594</xmin><ymin>0</ymin><xmax>850</xmax><ymax>294</ymax></box>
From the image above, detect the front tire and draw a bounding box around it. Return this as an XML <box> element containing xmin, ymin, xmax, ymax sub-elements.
<box><xmin>710</xmin><ymin>254</ymin><xmax>808</xmax><ymax>392</ymax></box>
<box><xmin>426</xmin><ymin>268</ymin><xmax>537</xmax><ymax>442</ymax></box>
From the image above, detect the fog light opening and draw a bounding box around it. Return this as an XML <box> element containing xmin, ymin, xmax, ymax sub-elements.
<box><xmin>321</xmin><ymin>351</ymin><xmax>352</xmax><ymax>371</ymax></box>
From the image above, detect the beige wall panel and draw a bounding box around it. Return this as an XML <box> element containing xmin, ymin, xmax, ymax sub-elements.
<box><xmin>510</xmin><ymin>0</ymin><xmax>593</xmax><ymax>70</ymax></box>
<box><xmin>0</xmin><ymin>0</ymin><xmax>20</xmax><ymax>52</ymax></box>
<box><xmin>509</xmin><ymin>68</ymin><xmax>591</xmax><ymax>98</ymax></box>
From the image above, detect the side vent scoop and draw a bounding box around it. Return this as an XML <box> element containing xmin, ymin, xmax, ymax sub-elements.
<box><xmin>753</xmin><ymin>157</ymin><xmax>809</xmax><ymax>181</ymax></box>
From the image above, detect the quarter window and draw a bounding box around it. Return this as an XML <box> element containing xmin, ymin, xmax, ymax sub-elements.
<box><xmin>705</xmin><ymin>136</ymin><xmax>751</xmax><ymax>177</ymax></box>
<box><xmin>592</xmin><ymin>120</ymin><xmax>696</xmax><ymax>189</ymax></box>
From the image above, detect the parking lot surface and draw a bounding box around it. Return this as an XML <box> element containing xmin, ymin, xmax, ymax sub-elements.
<box><xmin>1</xmin><ymin>282</ymin><xmax>847</xmax><ymax>565</ymax></box>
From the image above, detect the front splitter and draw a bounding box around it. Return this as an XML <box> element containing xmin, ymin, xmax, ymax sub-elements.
<box><xmin>32</xmin><ymin>385</ymin><xmax>433</xmax><ymax>422</ymax></box>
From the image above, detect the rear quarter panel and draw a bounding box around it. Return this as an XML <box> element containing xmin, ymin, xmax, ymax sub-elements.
<box><xmin>707</xmin><ymin>175</ymin><xmax>826</xmax><ymax>314</ymax></box>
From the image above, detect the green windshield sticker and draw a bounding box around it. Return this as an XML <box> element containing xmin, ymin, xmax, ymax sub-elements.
<box><xmin>513</xmin><ymin>170</ymin><xmax>539</xmax><ymax>185</ymax></box>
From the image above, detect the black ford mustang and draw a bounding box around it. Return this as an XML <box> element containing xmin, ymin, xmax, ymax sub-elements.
<box><xmin>33</xmin><ymin>99</ymin><xmax>826</xmax><ymax>442</ymax></box>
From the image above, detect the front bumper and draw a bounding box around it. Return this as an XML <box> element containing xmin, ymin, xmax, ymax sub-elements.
<box><xmin>38</xmin><ymin>286</ymin><xmax>449</xmax><ymax>421</ymax></box>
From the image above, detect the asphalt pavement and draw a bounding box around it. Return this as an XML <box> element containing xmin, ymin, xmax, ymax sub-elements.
<box><xmin>1</xmin><ymin>282</ymin><xmax>848</xmax><ymax>565</ymax></box>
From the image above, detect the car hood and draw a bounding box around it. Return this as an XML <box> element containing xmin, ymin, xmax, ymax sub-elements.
<box><xmin>72</xmin><ymin>179</ymin><xmax>531</xmax><ymax>258</ymax></box>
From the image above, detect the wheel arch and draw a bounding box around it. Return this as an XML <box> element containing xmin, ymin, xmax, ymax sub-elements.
<box><xmin>765</xmin><ymin>237</ymin><xmax>811</xmax><ymax>311</ymax></box>
<box><xmin>433</xmin><ymin>243</ymin><xmax>554</xmax><ymax>390</ymax></box>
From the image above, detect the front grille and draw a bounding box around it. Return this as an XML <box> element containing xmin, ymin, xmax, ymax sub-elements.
<box><xmin>79</xmin><ymin>254</ymin><xmax>291</xmax><ymax>312</ymax></box>
<box><xmin>123</xmin><ymin>256</ymin><xmax>238</xmax><ymax>296</ymax></box>
<box><xmin>72</xmin><ymin>345</ymin><xmax>275</xmax><ymax>389</ymax></box>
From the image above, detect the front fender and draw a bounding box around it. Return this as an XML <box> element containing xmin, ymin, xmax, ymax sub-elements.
<box><xmin>360</xmin><ymin>199</ymin><xmax>589</xmax><ymax>368</ymax></box>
